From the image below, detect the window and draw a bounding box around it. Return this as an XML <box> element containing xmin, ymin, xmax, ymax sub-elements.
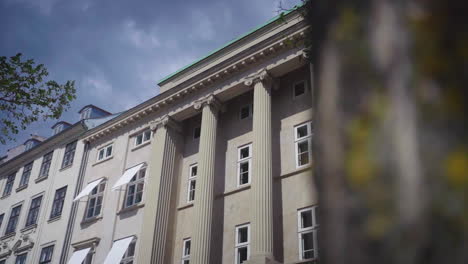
<box><xmin>298</xmin><ymin>206</ymin><xmax>318</xmax><ymax>260</ymax></box>
<box><xmin>181</xmin><ymin>238</ymin><xmax>191</xmax><ymax>264</ymax></box>
<box><xmin>81</xmin><ymin>108</ymin><xmax>92</xmax><ymax>120</ymax></box>
<box><xmin>85</xmin><ymin>181</ymin><xmax>105</xmax><ymax>219</ymax></box>
<box><xmin>124</xmin><ymin>167</ymin><xmax>145</xmax><ymax>208</ymax></box>
<box><xmin>25</xmin><ymin>141</ymin><xmax>34</xmax><ymax>151</ymax></box>
<box><xmin>0</xmin><ymin>214</ymin><xmax>4</xmax><ymax>230</ymax></box>
<box><xmin>62</xmin><ymin>141</ymin><xmax>77</xmax><ymax>168</ymax></box>
<box><xmin>3</xmin><ymin>172</ymin><xmax>16</xmax><ymax>196</ymax></box>
<box><xmin>19</xmin><ymin>162</ymin><xmax>33</xmax><ymax>188</ymax></box>
<box><xmin>83</xmin><ymin>252</ymin><xmax>93</xmax><ymax>264</ymax></box>
<box><xmin>5</xmin><ymin>204</ymin><xmax>22</xmax><ymax>235</ymax></box>
<box><xmin>237</xmin><ymin>144</ymin><xmax>252</xmax><ymax>186</ymax></box>
<box><xmin>135</xmin><ymin>130</ymin><xmax>151</xmax><ymax>147</ymax></box>
<box><xmin>39</xmin><ymin>152</ymin><xmax>53</xmax><ymax>178</ymax></box>
<box><xmin>25</xmin><ymin>195</ymin><xmax>43</xmax><ymax>227</ymax></box>
<box><xmin>293</xmin><ymin>80</ymin><xmax>308</xmax><ymax>98</ymax></box>
<box><xmin>39</xmin><ymin>245</ymin><xmax>54</xmax><ymax>264</ymax></box>
<box><xmin>193</xmin><ymin>126</ymin><xmax>201</xmax><ymax>139</ymax></box>
<box><xmin>97</xmin><ymin>144</ymin><xmax>113</xmax><ymax>161</ymax></box>
<box><xmin>120</xmin><ymin>241</ymin><xmax>136</xmax><ymax>264</ymax></box>
<box><xmin>50</xmin><ymin>186</ymin><xmax>67</xmax><ymax>219</ymax></box>
<box><xmin>53</xmin><ymin>124</ymin><xmax>63</xmax><ymax>135</ymax></box>
<box><xmin>239</xmin><ymin>104</ymin><xmax>253</xmax><ymax>120</ymax></box>
<box><xmin>294</xmin><ymin>122</ymin><xmax>312</xmax><ymax>168</ymax></box>
<box><xmin>0</xmin><ymin>259</ymin><xmax>5</xmax><ymax>264</ymax></box>
<box><xmin>15</xmin><ymin>253</ymin><xmax>27</xmax><ymax>264</ymax></box>
<box><xmin>235</xmin><ymin>224</ymin><xmax>250</xmax><ymax>264</ymax></box>
<box><xmin>187</xmin><ymin>164</ymin><xmax>197</xmax><ymax>202</ymax></box>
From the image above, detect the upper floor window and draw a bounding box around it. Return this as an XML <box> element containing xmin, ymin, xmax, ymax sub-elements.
<box><xmin>39</xmin><ymin>151</ymin><xmax>54</xmax><ymax>178</ymax></box>
<box><xmin>85</xmin><ymin>181</ymin><xmax>106</xmax><ymax>219</ymax></box>
<box><xmin>25</xmin><ymin>141</ymin><xmax>34</xmax><ymax>151</ymax></box>
<box><xmin>293</xmin><ymin>80</ymin><xmax>308</xmax><ymax>99</ymax></box>
<box><xmin>235</xmin><ymin>224</ymin><xmax>250</xmax><ymax>264</ymax></box>
<box><xmin>135</xmin><ymin>130</ymin><xmax>151</xmax><ymax>147</ymax></box>
<box><xmin>53</xmin><ymin>124</ymin><xmax>63</xmax><ymax>135</ymax></box>
<box><xmin>5</xmin><ymin>204</ymin><xmax>22</xmax><ymax>235</ymax></box>
<box><xmin>83</xmin><ymin>251</ymin><xmax>93</xmax><ymax>264</ymax></box>
<box><xmin>3</xmin><ymin>172</ymin><xmax>16</xmax><ymax>197</ymax></box>
<box><xmin>237</xmin><ymin>144</ymin><xmax>252</xmax><ymax>186</ymax></box>
<box><xmin>182</xmin><ymin>238</ymin><xmax>191</xmax><ymax>264</ymax></box>
<box><xmin>15</xmin><ymin>253</ymin><xmax>27</xmax><ymax>264</ymax></box>
<box><xmin>0</xmin><ymin>214</ymin><xmax>4</xmax><ymax>230</ymax></box>
<box><xmin>19</xmin><ymin>162</ymin><xmax>33</xmax><ymax>188</ymax></box>
<box><xmin>187</xmin><ymin>164</ymin><xmax>197</xmax><ymax>202</ymax></box>
<box><xmin>297</xmin><ymin>206</ymin><xmax>318</xmax><ymax>261</ymax></box>
<box><xmin>120</xmin><ymin>241</ymin><xmax>136</xmax><ymax>264</ymax></box>
<box><xmin>124</xmin><ymin>167</ymin><xmax>146</xmax><ymax>208</ymax></box>
<box><xmin>39</xmin><ymin>244</ymin><xmax>54</xmax><ymax>264</ymax></box>
<box><xmin>50</xmin><ymin>186</ymin><xmax>67</xmax><ymax>219</ymax></box>
<box><xmin>294</xmin><ymin>122</ymin><xmax>312</xmax><ymax>168</ymax></box>
<box><xmin>81</xmin><ymin>108</ymin><xmax>92</xmax><ymax>120</ymax></box>
<box><xmin>97</xmin><ymin>144</ymin><xmax>113</xmax><ymax>162</ymax></box>
<box><xmin>193</xmin><ymin>126</ymin><xmax>201</xmax><ymax>140</ymax></box>
<box><xmin>25</xmin><ymin>195</ymin><xmax>43</xmax><ymax>227</ymax></box>
<box><xmin>62</xmin><ymin>141</ymin><xmax>77</xmax><ymax>168</ymax></box>
<box><xmin>239</xmin><ymin>104</ymin><xmax>253</xmax><ymax>120</ymax></box>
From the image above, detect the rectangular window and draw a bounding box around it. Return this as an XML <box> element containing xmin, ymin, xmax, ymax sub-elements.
<box><xmin>293</xmin><ymin>80</ymin><xmax>308</xmax><ymax>99</ymax></box>
<box><xmin>235</xmin><ymin>224</ymin><xmax>250</xmax><ymax>264</ymax></box>
<box><xmin>15</xmin><ymin>253</ymin><xmax>27</xmax><ymax>264</ymax></box>
<box><xmin>39</xmin><ymin>245</ymin><xmax>54</xmax><ymax>264</ymax></box>
<box><xmin>85</xmin><ymin>181</ymin><xmax>106</xmax><ymax>219</ymax></box>
<box><xmin>19</xmin><ymin>162</ymin><xmax>33</xmax><ymax>188</ymax></box>
<box><xmin>0</xmin><ymin>259</ymin><xmax>5</xmax><ymax>264</ymax></box>
<box><xmin>135</xmin><ymin>130</ymin><xmax>152</xmax><ymax>147</ymax></box>
<box><xmin>182</xmin><ymin>238</ymin><xmax>191</xmax><ymax>264</ymax></box>
<box><xmin>239</xmin><ymin>104</ymin><xmax>253</xmax><ymax>120</ymax></box>
<box><xmin>294</xmin><ymin>122</ymin><xmax>312</xmax><ymax>168</ymax></box>
<box><xmin>83</xmin><ymin>252</ymin><xmax>93</xmax><ymax>264</ymax></box>
<box><xmin>120</xmin><ymin>241</ymin><xmax>136</xmax><ymax>264</ymax></box>
<box><xmin>5</xmin><ymin>204</ymin><xmax>22</xmax><ymax>235</ymax></box>
<box><xmin>50</xmin><ymin>186</ymin><xmax>67</xmax><ymax>219</ymax></box>
<box><xmin>97</xmin><ymin>144</ymin><xmax>113</xmax><ymax>161</ymax></box>
<box><xmin>25</xmin><ymin>195</ymin><xmax>43</xmax><ymax>227</ymax></box>
<box><xmin>193</xmin><ymin>126</ymin><xmax>201</xmax><ymax>139</ymax></box>
<box><xmin>3</xmin><ymin>172</ymin><xmax>16</xmax><ymax>196</ymax></box>
<box><xmin>237</xmin><ymin>144</ymin><xmax>252</xmax><ymax>186</ymax></box>
<box><xmin>187</xmin><ymin>164</ymin><xmax>197</xmax><ymax>202</ymax></box>
<box><xmin>298</xmin><ymin>206</ymin><xmax>318</xmax><ymax>260</ymax></box>
<box><xmin>0</xmin><ymin>214</ymin><xmax>4</xmax><ymax>230</ymax></box>
<box><xmin>124</xmin><ymin>167</ymin><xmax>145</xmax><ymax>208</ymax></box>
<box><xmin>39</xmin><ymin>151</ymin><xmax>54</xmax><ymax>178</ymax></box>
<box><xmin>62</xmin><ymin>141</ymin><xmax>77</xmax><ymax>168</ymax></box>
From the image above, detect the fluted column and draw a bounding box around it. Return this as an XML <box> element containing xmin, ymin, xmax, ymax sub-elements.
<box><xmin>191</xmin><ymin>94</ymin><xmax>221</xmax><ymax>264</ymax></box>
<box><xmin>137</xmin><ymin>115</ymin><xmax>181</xmax><ymax>264</ymax></box>
<box><xmin>245</xmin><ymin>69</ymin><xmax>279</xmax><ymax>264</ymax></box>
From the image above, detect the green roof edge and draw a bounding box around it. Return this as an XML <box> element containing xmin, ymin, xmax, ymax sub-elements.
<box><xmin>157</xmin><ymin>3</ymin><xmax>303</xmax><ymax>85</ymax></box>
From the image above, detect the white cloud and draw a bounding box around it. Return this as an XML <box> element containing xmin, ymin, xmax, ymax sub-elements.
<box><xmin>189</xmin><ymin>9</ymin><xmax>215</xmax><ymax>41</ymax></box>
<box><xmin>123</xmin><ymin>19</ymin><xmax>161</xmax><ymax>49</ymax></box>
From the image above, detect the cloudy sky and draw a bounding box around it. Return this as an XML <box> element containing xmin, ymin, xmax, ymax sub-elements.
<box><xmin>0</xmin><ymin>0</ymin><xmax>300</xmax><ymax>154</ymax></box>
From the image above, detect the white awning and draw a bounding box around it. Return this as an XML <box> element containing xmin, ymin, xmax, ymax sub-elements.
<box><xmin>103</xmin><ymin>236</ymin><xmax>134</xmax><ymax>264</ymax></box>
<box><xmin>112</xmin><ymin>163</ymin><xmax>144</xmax><ymax>190</ymax></box>
<box><xmin>67</xmin><ymin>247</ymin><xmax>91</xmax><ymax>264</ymax></box>
<box><xmin>73</xmin><ymin>178</ymin><xmax>104</xmax><ymax>202</ymax></box>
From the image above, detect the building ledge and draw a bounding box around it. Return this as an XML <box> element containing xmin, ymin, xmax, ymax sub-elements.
<box><xmin>0</xmin><ymin>232</ymin><xmax>16</xmax><ymax>241</ymax></box>
<box><xmin>216</xmin><ymin>184</ymin><xmax>251</xmax><ymax>199</ymax></box>
<box><xmin>92</xmin><ymin>156</ymin><xmax>114</xmax><ymax>166</ymax></box>
<box><xmin>117</xmin><ymin>203</ymin><xmax>144</xmax><ymax>215</ymax></box>
<box><xmin>20</xmin><ymin>224</ymin><xmax>37</xmax><ymax>234</ymax></box>
<box><xmin>71</xmin><ymin>237</ymin><xmax>100</xmax><ymax>249</ymax></box>
<box><xmin>275</xmin><ymin>165</ymin><xmax>312</xmax><ymax>180</ymax></box>
<box><xmin>1</xmin><ymin>193</ymin><xmax>11</xmax><ymax>200</ymax></box>
<box><xmin>291</xmin><ymin>258</ymin><xmax>318</xmax><ymax>264</ymax></box>
<box><xmin>81</xmin><ymin>216</ymin><xmax>102</xmax><ymax>225</ymax></box>
<box><xmin>177</xmin><ymin>203</ymin><xmax>194</xmax><ymax>211</ymax></box>
<box><xmin>34</xmin><ymin>176</ymin><xmax>48</xmax><ymax>183</ymax></box>
<box><xmin>15</xmin><ymin>184</ymin><xmax>28</xmax><ymax>192</ymax></box>
<box><xmin>47</xmin><ymin>215</ymin><xmax>61</xmax><ymax>224</ymax></box>
<box><xmin>131</xmin><ymin>141</ymin><xmax>151</xmax><ymax>152</ymax></box>
<box><xmin>59</xmin><ymin>164</ymin><xmax>73</xmax><ymax>172</ymax></box>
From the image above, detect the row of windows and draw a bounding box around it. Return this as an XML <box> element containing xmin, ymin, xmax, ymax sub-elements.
<box><xmin>2</xmin><ymin>141</ymin><xmax>77</xmax><ymax>197</ymax></box>
<box><xmin>0</xmin><ymin>186</ymin><xmax>67</xmax><ymax>237</ymax></box>
<box><xmin>181</xmin><ymin>206</ymin><xmax>317</xmax><ymax>264</ymax></box>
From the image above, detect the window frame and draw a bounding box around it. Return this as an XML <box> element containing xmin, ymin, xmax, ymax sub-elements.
<box><xmin>5</xmin><ymin>204</ymin><xmax>22</xmax><ymax>235</ymax></box>
<box><xmin>54</xmin><ymin>124</ymin><xmax>63</xmax><ymax>135</ymax></box>
<box><xmin>193</xmin><ymin>126</ymin><xmax>201</xmax><ymax>140</ymax></box>
<box><xmin>123</xmin><ymin>167</ymin><xmax>146</xmax><ymax>208</ymax></box>
<box><xmin>237</xmin><ymin>144</ymin><xmax>252</xmax><ymax>187</ymax></box>
<box><xmin>297</xmin><ymin>206</ymin><xmax>319</xmax><ymax>261</ymax></box>
<box><xmin>39</xmin><ymin>151</ymin><xmax>54</xmax><ymax>178</ymax></box>
<box><xmin>18</xmin><ymin>162</ymin><xmax>33</xmax><ymax>188</ymax></box>
<box><xmin>84</xmin><ymin>181</ymin><xmax>106</xmax><ymax>220</ymax></box>
<box><xmin>61</xmin><ymin>141</ymin><xmax>77</xmax><ymax>169</ymax></box>
<box><xmin>0</xmin><ymin>214</ymin><xmax>4</xmax><ymax>231</ymax></box>
<box><xmin>96</xmin><ymin>144</ymin><xmax>113</xmax><ymax>162</ymax></box>
<box><xmin>239</xmin><ymin>104</ymin><xmax>253</xmax><ymax>120</ymax></box>
<box><xmin>120</xmin><ymin>239</ymin><xmax>136</xmax><ymax>264</ymax></box>
<box><xmin>187</xmin><ymin>164</ymin><xmax>197</xmax><ymax>203</ymax></box>
<box><xmin>134</xmin><ymin>129</ymin><xmax>152</xmax><ymax>147</ymax></box>
<box><xmin>292</xmin><ymin>80</ymin><xmax>308</xmax><ymax>99</ymax></box>
<box><xmin>235</xmin><ymin>223</ymin><xmax>250</xmax><ymax>264</ymax></box>
<box><xmin>39</xmin><ymin>244</ymin><xmax>55</xmax><ymax>264</ymax></box>
<box><xmin>181</xmin><ymin>238</ymin><xmax>191</xmax><ymax>264</ymax></box>
<box><xmin>81</xmin><ymin>108</ymin><xmax>92</xmax><ymax>120</ymax></box>
<box><xmin>15</xmin><ymin>253</ymin><xmax>27</xmax><ymax>264</ymax></box>
<box><xmin>294</xmin><ymin>122</ymin><xmax>312</xmax><ymax>168</ymax></box>
<box><xmin>25</xmin><ymin>195</ymin><xmax>43</xmax><ymax>227</ymax></box>
<box><xmin>50</xmin><ymin>186</ymin><xmax>67</xmax><ymax>219</ymax></box>
<box><xmin>3</xmin><ymin>172</ymin><xmax>16</xmax><ymax>197</ymax></box>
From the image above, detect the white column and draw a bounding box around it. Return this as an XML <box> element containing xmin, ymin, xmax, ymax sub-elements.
<box><xmin>245</xmin><ymin>69</ymin><xmax>279</xmax><ymax>264</ymax></box>
<box><xmin>191</xmin><ymin>94</ymin><xmax>221</xmax><ymax>264</ymax></box>
<box><xmin>137</xmin><ymin>115</ymin><xmax>181</xmax><ymax>264</ymax></box>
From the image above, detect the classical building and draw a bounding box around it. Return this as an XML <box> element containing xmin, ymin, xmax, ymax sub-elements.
<box><xmin>0</xmin><ymin>106</ymin><xmax>116</xmax><ymax>264</ymax></box>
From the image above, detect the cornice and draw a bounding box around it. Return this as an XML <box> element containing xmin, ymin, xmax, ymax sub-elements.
<box><xmin>149</xmin><ymin>115</ymin><xmax>182</xmax><ymax>133</ymax></box>
<box><xmin>244</xmin><ymin>68</ymin><xmax>273</xmax><ymax>87</ymax></box>
<box><xmin>193</xmin><ymin>94</ymin><xmax>222</xmax><ymax>112</ymax></box>
<box><xmin>83</xmin><ymin>25</ymin><xmax>308</xmax><ymax>144</ymax></box>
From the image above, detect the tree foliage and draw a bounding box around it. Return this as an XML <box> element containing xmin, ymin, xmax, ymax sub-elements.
<box><xmin>0</xmin><ymin>53</ymin><xmax>76</xmax><ymax>144</ymax></box>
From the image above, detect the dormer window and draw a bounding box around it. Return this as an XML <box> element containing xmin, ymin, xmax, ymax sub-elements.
<box><xmin>25</xmin><ymin>141</ymin><xmax>34</xmax><ymax>151</ymax></box>
<box><xmin>53</xmin><ymin>124</ymin><xmax>63</xmax><ymax>135</ymax></box>
<box><xmin>81</xmin><ymin>108</ymin><xmax>92</xmax><ymax>120</ymax></box>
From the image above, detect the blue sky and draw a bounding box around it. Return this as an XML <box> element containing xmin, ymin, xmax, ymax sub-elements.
<box><xmin>0</xmin><ymin>0</ymin><xmax>300</xmax><ymax>154</ymax></box>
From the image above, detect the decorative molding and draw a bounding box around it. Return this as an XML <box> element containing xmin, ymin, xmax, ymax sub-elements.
<box><xmin>71</xmin><ymin>237</ymin><xmax>100</xmax><ymax>250</ymax></box>
<box><xmin>193</xmin><ymin>94</ymin><xmax>222</xmax><ymax>112</ymax></box>
<box><xmin>149</xmin><ymin>115</ymin><xmax>182</xmax><ymax>133</ymax></box>
<box><xmin>243</xmin><ymin>69</ymin><xmax>272</xmax><ymax>87</ymax></box>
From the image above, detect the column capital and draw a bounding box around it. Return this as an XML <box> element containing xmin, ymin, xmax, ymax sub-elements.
<box><xmin>194</xmin><ymin>94</ymin><xmax>222</xmax><ymax>111</ymax></box>
<box><xmin>244</xmin><ymin>69</ymin><xmax>272</xmax><ymax>87</ymax></box>
<box><xmin>150</xmin><ymin>115</ymin><xmax>182</xmax><ymax>133</ymax></box>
